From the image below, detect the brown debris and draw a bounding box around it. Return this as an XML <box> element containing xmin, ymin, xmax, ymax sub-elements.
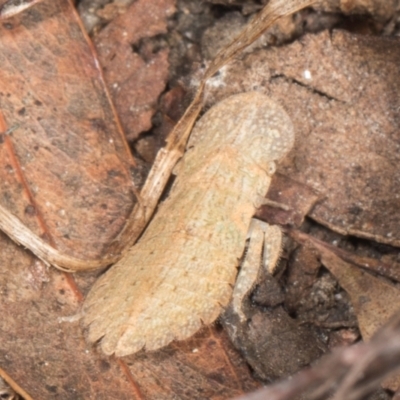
<box><xmin>124</xmin><ymin>326</ymin><xmax>260</xmax><ymax>399</ymax></box>
<box><xmin>284</xmin><ymin>243</ymin><xmax>322</xmax><ymax>313</ymax></box>
<box><xmin>77</xmin><ymin>0</ymin><xmax>136</xmax><ymax>34</ymax></box>
<box><xmin>0</xmin><ymin>0</ymin><xmax>136</xmax><ymax>260</ymax></box>
<box><xmin>296</xmin><ymin>229</ymin><xmax>400</xmax><ymax>284</ymax></box>
<box><xmin>223</xmin><ymin>302</ymin><xmax>326</xmax><ymax>382</ymax></box>
<box><xmin>256</xmin><ymin>173</ymin><xmax>320</xmax><ymax>227</ymax></box>
<box><xmin>284</xmin><ymin>239</ymin><xmax>358</xmax><ymax>329</ymax></box>
<box><xmin>205</xmin><ymin>29</ymin><xmax>400</xmax><ymax>247</ymax></box>
<box><xmin>234</xmin><ymin>312</ymin><xmax>400</xmax><ymax>400</ymax></box>
<box><xmin>290</xmin><ymin>230</ymin><xmax>400</xmax><ymax>391</ymax></box>
<box><xmin>314</xmin><ymin>0</ymin><xmax>399</xmax><ymax>21</ymax></box>
<box><xmin>2</xmin><ymin>0</ymin><xmax>400</xmax><ymax>398</ymax></box>
<box><xmin>94</xmin><ymin>0</ymin><xmax>176</xmax><ymax>140</ymax></box>
<box><xmin>0</xmin><ymin>234</ymin><xmax>135</xmax><ymax>399</ymax></box>
<box><xmin>307</xmin><ymin>235</ymin><xmax>400</xmax><ymax>342</ymax></box>
<box><xmin>135</xmin><ymin>85</ymin><xmax>188</xmax><ymax>164</ymax></box>
<box><xmin>223</xmin><ymin>239</ymin><xmax>327</xmax><ymax>383</ymax></box>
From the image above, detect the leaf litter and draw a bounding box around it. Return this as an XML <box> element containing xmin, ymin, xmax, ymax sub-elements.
<box><xmin>0</xmin><ymin>0</ymin><xmax>396</xmax><ymax>400</ymax></box>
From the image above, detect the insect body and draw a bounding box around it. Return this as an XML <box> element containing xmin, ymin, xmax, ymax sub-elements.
<box><xmin>83</xmin><ymin>92</ymin><xmax>294</xmax><ymax>356</ymax></box>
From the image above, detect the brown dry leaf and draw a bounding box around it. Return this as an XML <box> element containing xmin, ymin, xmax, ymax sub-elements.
<box><xmin>316</xmin><ymin>241</ymin><xmax>400</xmax><ymax>342</ymax></box>
<box><xmin>94</xmin><ymin>0</ymin><xmax>176</xmax><ymax>141</ymax></box>
<box><xmin>205</xmin><ymin>29</ymin><xmax>400</xmax><ymax>247</ymax></box>
<box><xmin>0</xmin><ymin>232</ymin><xmax>136</xmax><ymax>399</ymax></box>
<box><xmin>0</xmin><ymin>0</ymin><xmax>142</xmax><ymax>397</ymax></box>
<box><xmin>304</xmin><ymin>233</ymin><xmax>400</xmax><ymax>284</ymax></box>
<box><xmin>282</xmin><ymin>232</ymin><xmax>358</xmax><ymax>331</ymax></box>
<box><xmin>0</xmin><ymin>0</ymin><xmax>136</xmax><ymax>262</ymax></box>
<box><xmin>256</xmin><ymin>173</ymin><xmax>319</xmax><ymax>227</ymax></box>
<box><xmin>305</xmin><ymin>237</ymin><xmax>400</xmax><ymax>391</ymax></box>
<box><xmin>124</xmin><ymin>326</ymin><xmax>260</xmax><ymax>399</ymax></box>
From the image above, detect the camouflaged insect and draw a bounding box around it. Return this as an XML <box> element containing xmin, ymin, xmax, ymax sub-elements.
<box><xmin>83</xmin><ymin>92</ymin><xmax>294</xmax><ymax>356</ymax></box>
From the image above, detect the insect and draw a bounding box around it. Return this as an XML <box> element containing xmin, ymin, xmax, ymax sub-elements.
<box><xmin>82</xmin><ymin>91</ymin><xmax>295</xmax><ymax>356</ymax></box>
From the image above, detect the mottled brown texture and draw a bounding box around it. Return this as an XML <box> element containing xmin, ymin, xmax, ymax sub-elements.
<box><xmin>313</xmin><ymin>0</ymin><xmax>398</xmax><ymax>21</ymax></box>
<box><xmin>223</xmin><ymin>234</ymin><xmax>328</xmax><ymax>384</ymax></box>
<box><xmin>256</xmin><ymin>172</ymin><xmax>319</xmax><ymax>227</ymax></box>
<box><xmin>0</xmin><ymin>0</ymin><xmax>136</xmax><ymax>260</ymax></box>
<box><xmin>284</xmin><ymin>242</ymin><xmax>321</xmax><ymax>314</ymax></box>
<box><xmin>284</xmin><ymin>237</ymin><xmax>357</xmax><ymax>328</ymax></box>
<box><xmin>0</xmin><ymin>232</ymin><xmax>135</xmax><ymax>399</ymax></box>
<box><xmin>83</xmin><ymin>92</ymin><xmax>295</xmax><ymax>356</ymax></box>
<box><xmin>223</xmin><ymin>304</ymin><xmax>326</xmax><ymax>382</ymax></box>
<box><xmin>203</xmin><ymin>30</ymin><xmax>400</xmax><ymax>247</ymax></box>
<box><xmin>124</xmin><ymin>326</ymin><xmax>260</xmax><ymax>400</ymax></box>
<box><xmin>320</xmin><ymin>244</ymin><xmax>400</xmax><ymax>343</ymax></box>
<box><xmin>0</xmin><ymin>1</ymin><xmax>142</xmax><ymax>398</ymax></box>
<box><xmin>302</xmin><ymin>236</ymin><xmax>400</xmax><ymax>391</ymax></box>
<box><xmin>0</xmin><ymin>375</ymin><xmax>21</xmax><ymax>400</ymax></box>
<box><xmin>94</xmin><ymin>0</ymin><xmax>175</xmax><ymax>140</ymax></box>
<box><xmin>233</xmin><ymin>318</ymin><xmax>399</xmax><ymax>400</ymax></box>
<box><xmin>4</xmin><ymin>0</ymin><xmax>391</xmax><ymax>398</ymax></box>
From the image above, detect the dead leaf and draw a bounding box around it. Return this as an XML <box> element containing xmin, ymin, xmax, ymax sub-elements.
<box><xmin>298</xmin><ymin>234</ymin><xmax>400</xmax><ymax>391</ymax></box>
<box><xmin>124</xmin><ymin>326</ymin><xmax>260</xmax><ymax>399</ymax></box>
<box><xmin>0</xmin><ymin>0</ymin><xmax>137</xmax><ymax>261</ymax></box>
<box><xmin>204</xmin><ymin>29</ymin><xmax>400</xmax><ymax>247</ymax></box>
<box><xmin>0</xmin><ymin>1</ymin><xmax>144</xmax><ymax>397</ymax></box>
<box><xmin>0</xmin><ymin>232</ymin><xmax>136</xmax><ymax>399</ymax></box>
<box><xmin>318</xmin><ymin>244</ymin><xmax>400</xmax><ymax>342</ymax></box>
<box><xmin>256</xmin><ymin>173</ymin><xmax>319</xmax><ymax>227</ymax></box>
